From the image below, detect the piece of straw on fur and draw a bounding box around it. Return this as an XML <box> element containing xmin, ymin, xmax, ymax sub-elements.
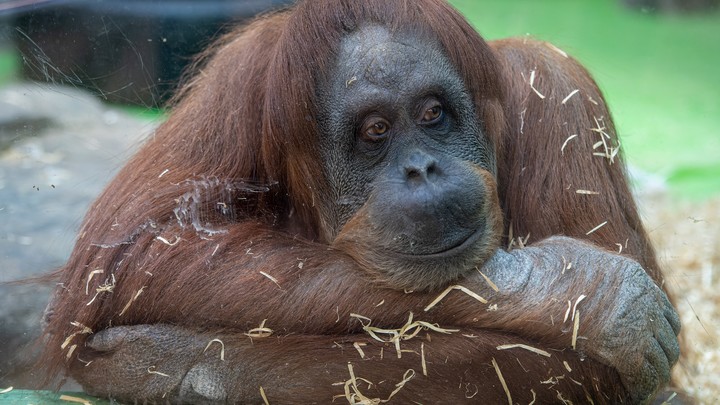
<box><xmin>496</xmin><ymin>343</ymin><xmax>551</xmax><ymax>358</ymax></box>
<box><xmin>86</xmin><ymin>273</ymin><xmax>116</xmax><ymax>306</ymax></box>
<box><xmin>561</xmin><ymin>134</ymin><xmax>578</xmax><ymax>155</ymax></box>
<box><xmin>118</xmin><ymin>286</ymin><xmax>146</xmax><ymax>316</ymax></box>
<box><xmin>84</xmin><ymin>269</ymin><xmax>104</xmax><ymax>295</ymax></box>
<box><xmin>548</xmin><ymin>43</ymin><xmax>568</xmax><ymax>58</ymax></box>
<box><xmin>476</xmin><ymin>269</ymin><xmax>500</xmax><ymax>292</ymax></box>
<box><xmin>259</xmin><ymin>271</ymin><xmax>282</xmax><ymax>289</ymax></box>
<box><xmin>259</xmin><ymin>386</ymin><xmax>270</xmax><ymax>405</ymax></box>
<box><xmin>572</xmin><ymin>310</ymin><xmax>581</xmax><ymax>350</ymax></box>
<box><xmin>351</xmin><ymin>313</ymin><xmax>457</xmax><ymax>359</ymax></box>
<box><xmin>335</xmin><ymin>366</ymin><xmax>416</xmax><ymax>404</ymax></box>
<box><xmin>333</xmin><ymin>362</ymin><xmax>378</xmax><ymax>404</ymax></box>
<box><xmin>586</xmin><ymin>221</ymin><xmax>607</xmax><ymax>236</ymax></box>
<box><xmin>561</xmin><ymin>89</ymin><xmax>579</xmax><ymax>104</ymax></box>
<box><xmin>204</xmin><ymin>338</ymin><xmax>226</xmax><ymax>361</ymax></box>
<box><xmin>424</xmin><ymin>285</ymin><xmax>487</xmax><ymax>312</ymax></box>
<box><xmin>528</xmin><ymin>69</ymin><xmax>546</xmax><ymax>99</ymax></box>
<box><xmin>563</xmin><ymin>300</ymin><xmax>572</xmax><ymax>323</ymax></box>
<box><xmin>492</xmin><ymin>358</ymin><xmax>513</xmax><ymax>405</ymax></box>
<box><xmin>245</xmin><ymin>319</ymin><xmax>273</xmax><ymax>338</ymax></box>
<box><xmin>147</xmin><ymin>366</ymin><xmax>170</xmax><ymax>377</ymax></box>
<box><xmin>353</xmin><ymin>342</ymin><xmax>367</xmax><ymax>359</ymax></box>
<box><xmin>156</xmin><ymin>235</ymin><xmax>181</xmax><ymax>246</ymax></box>
<box><xmin>571</xmin><ymin>295</ymin><xmax>587</xmax><ymax>321</ymax></box>
<box><xmin>421</xmin><ymin>342</ymin><xmax>427</xmax><ymax>376</ymax></box>
<box><xmin>387</xmin><ymin>369</ymin><xmax>416</xmax><ymax>402</ymax></box>
<box><xmin>61</xmin><ymin>322</ymin><xmax>93</xmax><ymax>350</ymax></box>
<box><xmin>65</xmin><ymin>344</ymin><xmax>77</xmax><ymax>360</ymax></box>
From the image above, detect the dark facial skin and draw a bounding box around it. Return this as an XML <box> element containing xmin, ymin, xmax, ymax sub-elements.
<box><xmin>318</xmin><ymin>26</ymin><xmax>501</xmax><ymax>289</ymax></box>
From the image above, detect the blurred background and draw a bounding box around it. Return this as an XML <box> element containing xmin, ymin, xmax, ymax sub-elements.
<box><xmin>0</xmin><ymin>0</ymin><xmax>718</xmax><ymax>402</ymax></box>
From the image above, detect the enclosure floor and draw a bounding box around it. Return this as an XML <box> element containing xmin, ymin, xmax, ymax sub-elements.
<box><xmin>644</xmin><ymin>196</ymin><xmax>720</xmax><ymax>404</ymax></box>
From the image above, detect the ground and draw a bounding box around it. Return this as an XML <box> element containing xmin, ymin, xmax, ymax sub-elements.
<box><xmin>645</xmin><ymin>196</ymin><xmax>720</xmax><ymax>403</ymax></box>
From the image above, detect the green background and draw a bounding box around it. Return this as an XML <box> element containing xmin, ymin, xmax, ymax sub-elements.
<box><xmin>450</xmin><ymin>0</ymin><xmax>720</xmax><ymax>199</ymax></box>
<box><xmin>1</xmin><ymin>1</ymin><xmax>718</xmax><ymax>198</ymax></box>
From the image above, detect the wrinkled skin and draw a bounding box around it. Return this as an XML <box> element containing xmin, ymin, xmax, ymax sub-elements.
<box><xmin>321</xmin><ymin>26</ymin><xmax>503</xmax><ymax>291</ymax></box>
<box><xmin>50</xmin><ymin>18</ymin><xmax>681</xmax><ymax>405</ymax></box>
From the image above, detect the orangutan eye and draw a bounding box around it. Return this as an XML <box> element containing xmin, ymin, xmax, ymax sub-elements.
<box><xmin>421</xmin><ymin>103</ymin><xmax>444</xmax><ymax>125</ymax></box>
<box><xmin>362</xmin><ymin>118</ymin><xmax>391</xmax><ymax>141</ymax></box>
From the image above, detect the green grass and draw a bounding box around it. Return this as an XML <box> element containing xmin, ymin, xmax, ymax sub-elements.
<box><xmin>451</xmin><ymin>0</ymin><xmax>720</xmax><ymax>199</ymax></box>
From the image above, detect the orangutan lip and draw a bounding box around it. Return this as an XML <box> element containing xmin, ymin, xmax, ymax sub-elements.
<box><xmin>400</xmin><ymin>223</ymin><xmax>484</xmax><ymax>259</ymax></box>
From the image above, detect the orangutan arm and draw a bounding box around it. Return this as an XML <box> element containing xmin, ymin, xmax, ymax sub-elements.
<box><xmin>68</xmin><ymin>234</ymin><xmax>678</xmax><ymax>404</ymax></box>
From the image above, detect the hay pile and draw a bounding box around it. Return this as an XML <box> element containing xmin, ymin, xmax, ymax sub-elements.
<box><xmin>644</xmin><ymin>196</ymin><xmax>720</xmax><ymax>404</ymax></box>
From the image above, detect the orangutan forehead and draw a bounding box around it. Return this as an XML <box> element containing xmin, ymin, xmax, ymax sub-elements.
<box><xmin>337</xmin><ymin>25</ymin><xmax>429</xmax><ymax>88</ymax></box>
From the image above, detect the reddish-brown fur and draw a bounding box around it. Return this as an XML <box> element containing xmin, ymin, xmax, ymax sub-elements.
<box><xmin>494</xmin><ymin>39</ymin><xmax>662</xmax><ymax>281</ymax></box>
<box><xmin>43</xmin><ymin>0</ymin><xmax>670</xmax><ymax>402</ymax></box>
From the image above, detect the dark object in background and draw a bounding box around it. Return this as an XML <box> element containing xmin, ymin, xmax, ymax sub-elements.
<box><xmin>12</xmin><ymin>0</ymin><xmax>294</xmax><ymax>107</ymax></box>
<box><xmin>623</xmin><ymin>0</ymin><xmax>719</xmax><ymax>13</ymax></box>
